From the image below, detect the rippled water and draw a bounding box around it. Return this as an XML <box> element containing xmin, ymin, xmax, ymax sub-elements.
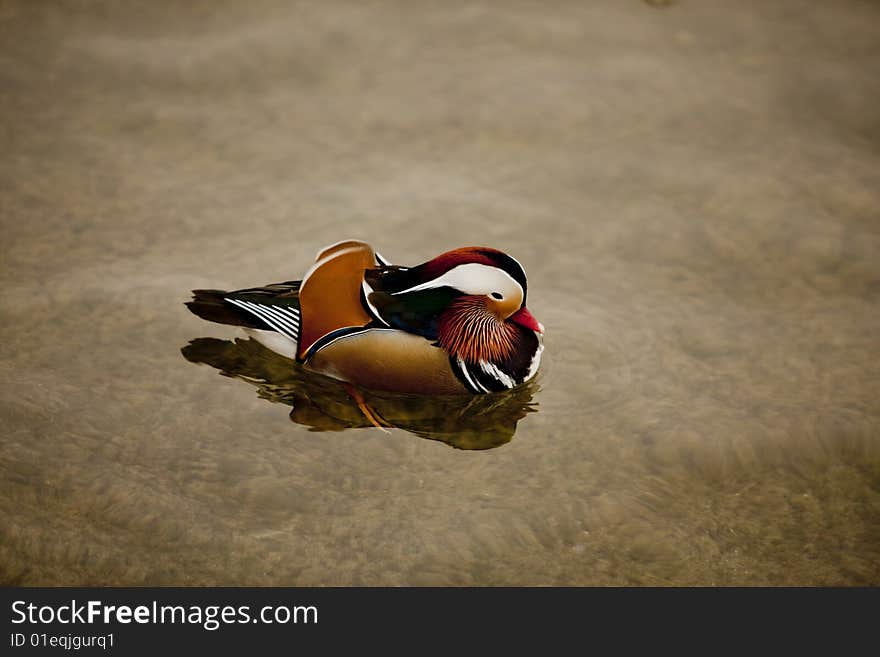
<box><xmin>2</xmin><ymin>0</ymin><xmax>879</xmax><ymax>585</ymax></box>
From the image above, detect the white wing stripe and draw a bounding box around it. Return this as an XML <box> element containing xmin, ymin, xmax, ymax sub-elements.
<box><xmin>272</xmin><ymin>306</ymin><xmax>300</xmax><ymax>322</ymax></box>
<box><xmin>247</xmin><ymin>302</ymin><xmax>300</xmax><ymax>337</ymax></box>
<box><xmin>245</xmin><ymin>303</ymin><xmax>299</xmax><ymax>338</ymax></box>
<box><xmin>225</xmin><ymin>299</ymin><xmax>286</xmax><ymax>333</ymax></box>
<box><xmin>226</xmin><ymin>299</ymin><xmax>277</xmax><ymax>331</ymax></box>
<box><xmin>226</xmin><ymin>299</ymin><xmax>299</xmax><ymax>338</ymax></box>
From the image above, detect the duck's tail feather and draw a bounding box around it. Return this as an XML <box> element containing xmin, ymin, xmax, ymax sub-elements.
<box><xmin>186</xmin><ymin>289</ymin><xmax>265</xmax><ymax>328</ymax></box>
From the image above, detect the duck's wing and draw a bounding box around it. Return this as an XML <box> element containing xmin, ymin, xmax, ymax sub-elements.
<box><xmin>187</xmin><ymin>282</ymin><xmax>303</xmax><ymax>343</ymax></box>
<box><xmin>296</xmin><ymin>240</ymin><xmax>386</xmax><ymax>360</ymax></box>
<box><xmin>188</xmin><ymin>241</ymin><xmax>393</xmax><ymax>361</ymax></box>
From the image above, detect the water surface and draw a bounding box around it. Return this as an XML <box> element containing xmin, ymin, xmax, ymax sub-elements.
<box><xmin>1</xmin><ymin>0</ymin><xmax>879</xmax><ymax>585</ymax></box>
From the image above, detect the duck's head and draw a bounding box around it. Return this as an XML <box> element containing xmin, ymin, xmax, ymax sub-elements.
<box><xmin>366</xmin><ymin>247</ymin><xmax>543</xmax><ymax>364</ymax></box>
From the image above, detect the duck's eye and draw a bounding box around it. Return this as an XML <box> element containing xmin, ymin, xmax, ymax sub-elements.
<box><xmin>490</xmin><ymin>292</ymin><xmax>503</xmax><ymax>300</ymax></box>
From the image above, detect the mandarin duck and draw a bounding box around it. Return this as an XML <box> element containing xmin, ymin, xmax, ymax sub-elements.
<box><xmin>186</xmin><ymin>240</ymin><xmax>544</xmax><ymax>422</ymax></box>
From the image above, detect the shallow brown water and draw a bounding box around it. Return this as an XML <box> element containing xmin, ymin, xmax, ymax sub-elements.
<box><xmin>2</xmin><ymin>0</ymin><xmax>879</xmax><ymax>585</ymax></box>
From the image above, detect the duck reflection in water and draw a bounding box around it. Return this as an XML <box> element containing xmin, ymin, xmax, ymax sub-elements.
<box><xmin>181</xmin><ymin>337</ymin><xmax>539</xmax><ymax>450</ymax></box>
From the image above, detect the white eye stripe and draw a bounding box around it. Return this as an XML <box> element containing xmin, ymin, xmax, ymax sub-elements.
<box><xmin>392</xmin><ymin>263</ymin><xmax>524</xmax><ymax>300</ymax></box>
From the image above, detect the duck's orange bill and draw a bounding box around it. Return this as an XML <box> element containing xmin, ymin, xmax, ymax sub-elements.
<box><xmin>510</xmin><ymin>307</ymin><xmax>544</xmax><ymax>334</ymax></box>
